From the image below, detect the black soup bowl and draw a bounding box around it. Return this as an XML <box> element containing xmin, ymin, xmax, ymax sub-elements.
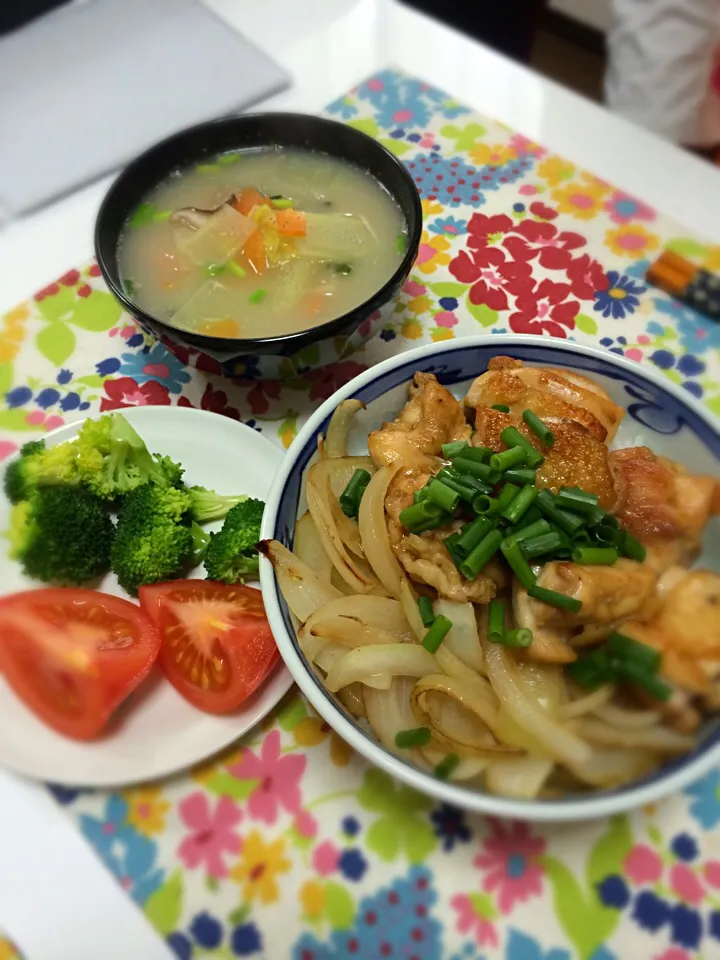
<box><xmin>94</xmin><ymin>113</ymin><xmax>422</xmax><ymax>381</ymax></box>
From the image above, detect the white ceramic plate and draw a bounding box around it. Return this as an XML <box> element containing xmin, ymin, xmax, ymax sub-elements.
<box><xmin>0</xmin><ymin>406</ymin><xmax>292</xmax><ymax>786</ymax></box>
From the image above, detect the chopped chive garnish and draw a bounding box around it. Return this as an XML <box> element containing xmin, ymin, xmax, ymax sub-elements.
<box><xmin>413</xmin><ymin>488</ymin><xmax>430</xmax><ymax>504</ymax></box>
<box><xmin>500</xmin><ymin>538</ymin><xmax>536</xmax><ymax>590</ymax></box>
<box><xmin>528</xmin><ymin>584</ymin><xmax>582</xmax><ymax>613</ymax></box>
<box><xmin>616</xmin><ymin>661</ymin><xmax>672</xmax><ymax>701</ymax></box>
<box><xmin>435</xmin><ymin>469</ymin><xmax>488</xmax><ymax>502</ymax></box>
<box><xmin>444</xmin><ymin>532</ymin><xmax>465</xmax><ymax>569</ymax></box>
<box><xmin>472</xmin><ymin>494</ymin><xmax>501</xmax><ymax>517</ymax></box>
<box><xmin>217</xmin><ymin>152</ymin><xmax>241</xmax><ymax>165</ymax></box>
<box><xmin>425</xmin><ymin>479</ymin><xmax>460</xmax><ymax>513</ymax></box>
<box><xmin>453</xmin><ymin>457</ymin><xmax>500</xmax><ymax>484</ymax></box>
<box><xmin>456</xmin><ymin>516</ymin><xmax>495</xmax><ymax>556</ymax></box>
<box><xmin>587</xmin><ymin>505</ymin><xmax>608</xmax><ymax>527</ymax></box>
<box><xmin>489</xmin><ymin>445</ymin><xmax>528</xmax><ymax>472</ymax></box>
<box><xmin>227</xmin><ymin>261</ymin><xmax>246</xmax><ymax>278</ymax></box>
<box><xmin>395</xmin><ymin>727</ymin><xmax>432</xmax><ymax>748</ymax></box>
<box><xmin>504</xmin><ymin>467</ymin><xmax>537</xmax><ymax>486</ymax></box>
<box><xmin>571</xmin><ymin>546</ymin><xmax>618</xmax><ymax>565</ymax></box>
<box><xmin>270</xmin><ymin>196</ymin><xmax>295</xmax><ymax>209</ymax></box>
<box><xmin>567</xmin><ymin>651</ymin><xmax>612</xmax><ymax>690</ymax></box>
<box><xmin>422</xmin><ymin>614</ymin><xmax>453</xmax><ymax>653</ymax></box>
<box><xmin>491</xmin><ymin>404</ymin><xmax>510</xmax><ymax>412</ymax></box>
<box><xmin>607</xmin><ymin>632</ymin><xmax>662</xmax><ymax>673</ymax></box>
<box><xmin>123</xmin><ymin>278</ymin><xmax>136</xmax><ymax>297</ymax></box>
<box><xmin>593</xmin><ymin>523</ymin><xmax>621</xmax><ymax>546</ymax></box>
<box><xmin>536</xmin><ymin>490</ymin><xmax>585</xmax><ymax>534</ymax></box>
<box><xmin>153</xmin><ymin>209</ymin><xmax>173</xmax><ymax>222</ymax></box>
<box><xmin>620</xmin><ymin>530</ymin><xmax>646</xmax><ymax>563</ymax></box>
<box><xmin>453</xmin><ymin>446</ymin><xmax>491</xmax><ymax>464</ymax></box>
<box><xmin>418</xmin><ymin>596</ymin><xmax>435</xmax><ymax>628</ymax></box>
<box><xmin>502</xmin><ymin>484</ymin><xmax>538</xmax><ymax>524</ymax></box>
<box><xmin>505</xmin><ymin>518</ymin><xmax>551</xmax><ymax>544</ymax></box>
<box><xmin>434</xmin><ymin>753</ymin><xmax>461</xmax><ymax>780</ymax></box>
<box><xmin>488</xmin><ymin>599</ymin><xmax>506</xmax><ymax>643</ymax></box>
<box><xmin>500</xmin><ymin>426</ymin><xmax>544</xmax><ymax>468</ymax></box>
<box><xmin>339</xmin><ymin>469</ymin><xmax>372</xmax><ymax>518</ymax></box>
<box><xmin>396</xmin><ymin>233</ymin><xmax>407</xmax><ymax>254</ymax></box>
<box><xmin>442</xmin><ymin>440</ymin><xmax>469</xmax><ymax>459</ymax></box>
<box><xmin>556</xmin><ymin>486</ymin><xmax>600</xmax><ymax>512</ymax></box>
<box><xmin>571</xmin><ymin>528</ymin><xmax>592</xmax><ymax>547</ymax></box>
<box><xmin>497</xmin><ymin>482</ymin><xmax>520</xmax><ymax>509</ymax></box>
<box><xmin>129</xmin><ymin>202</ymin><xmax>156</xmax><ymax>227</ymax></box>
<box><xmin>503</xmin><ymin>628</ymin><xmax>534</xmax><ymax>648</ymax></box>
<box><xmin>249</xmin><ymin>289</ymin><xmax>267</xmax><ymax>304</ymax></box>
<box><xmin>206</xmin><ymin>262</ymin><xmax>225</xmax><ymax>276</ymax></box>
<box><xmin>522</xmin><ymin>409</ymin><xmax>554</xmax><ymax>448</ymax></box>
<box><xmin>197</xmin><ymin>163</ymin><xmax>218</xmax><ymax>173</ymax></box>
<box><xmin>399</xmin><ymin>500</ymin><xmax>444</xmax><ymax>530</ymax></box>
<box><xmin>459</xmin><ymin>529</ymin><xmax>503</xmax><ymax>580</ymax></box>
<box><xmin>521</xmin><ymin>531</ymin><xmax>564</xmax><ymax>559</ymax></box>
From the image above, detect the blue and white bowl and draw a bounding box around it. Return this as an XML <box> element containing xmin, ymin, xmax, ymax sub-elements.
<box><xmin>260</xmin><ymin>336</ymin><xmax>720</xmax><ymax>821</ymax></box>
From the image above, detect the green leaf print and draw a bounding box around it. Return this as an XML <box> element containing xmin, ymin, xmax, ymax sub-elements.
<box><xmin>357</xmin><ymin>769</ymin><xmax>435</xmax><ymax>863</ymax></box>
<box><xmin>666</xmin><ymin>237</ymin><xmax>709</xmax><ymax>261</ymax></box>
<box><xmin>346</xmin><ymin>118</ymin><xmax>380</xmax><ymax>139</ymax></box>
<box><xmin>429</xmin><ymin>282</ymin><xmax>468</xmax><ymax>298</ymax></box>
<box><xmin>204</xmin><ymin>771</ymin><xmax>259</xmax><ymax>801</ymax></box>
<box><xmin>465</xmin><ymin>294</ymin><xmax>498</xmax><ymax>328</ymax></box>
<box><xmin>228</xmin><ymin>904</ymin><xmax>251</xmax><ymax>927</ymax></box>
<box><xmin>75</xmin><ymin>374</ymin><xmax>107</xmax><ymax>388</ymax></box>
<box><xmin>0</xmin><ymin>360</ymin><xmax>13</xmax><ymax>397</ymax></box>
<box><xmin>35</xmin><ymin>321</ymin><xmax>76</xmax><ymax>366</ymax></box>
<box><xmin>379</xmin><ymin>138</ymin><xmax>413</xmax><ymax>156</ymax></box>
<box><xmin>0</xmin><ymin>410</ymin><xmax>38</xmax><ymax>431</ymax></box>
<box><xmin>144</xmin><ymin>870</ymin><xmax>183</xmax><ymax>935</ymax></box>
<box><xmin>277</xmin><ymin>695</ymin><xmax>309</xmax><ymax>732</ymax></box>
<box><xmin>324</xmin><ymin>881</ymin><xmax>356</xmax><ymax>930</ymax></box>
<box><xmin>68</xmin><ymin>293</ymin><xmax>122</xmax><ymax>331</ymax></box>
<box><xmin>574</xmin><ymin>313</ymin><xmax>598</xmax><ymax>336</ymax></box>
<box><xmin>440</xmin><ymin>122</ymin><xmax>487</xmax><ymax>151</ymax></box>
<box><xmin>542</xmin><ymin>816</ymin><xmax>631</xmax><ymax>960</ymax></box>
<box><xmin>707</xmin><ymin>395</ymin><xmax>720</xmax><ymax>417</ymax></box>
<box><xmin>468</xmin><ymin>892</ymin><xmax>498</xmax><ymax>921</ymax></box>
<box><xmin>37</xmin><ymin>286</ymin><xmax>76</xmax><ymax>324</ymax></box>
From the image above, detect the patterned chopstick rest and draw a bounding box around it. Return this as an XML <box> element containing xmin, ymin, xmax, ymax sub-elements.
<box><xmin>646</xmin><ymin>250</ymin><xmax>720</xmax><ymax>320</ymax></box>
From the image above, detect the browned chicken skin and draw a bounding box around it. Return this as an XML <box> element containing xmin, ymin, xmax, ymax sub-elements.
<box><xmin>368</xmin><ymin>372</ymin><xmax>470</xmax><ymax>469</ymax></box>
<box><xmin>397</xmin><ymin>532</ymin><xmax>506</xmax><ymax>603</ymax></box>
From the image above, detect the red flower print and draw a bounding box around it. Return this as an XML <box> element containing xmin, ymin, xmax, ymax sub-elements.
<box><xmin>193</xmin><ymin>382</ymin><xmax>242</xmax><ymax>419</ymax></box>
<box><xmin>503</xmin><ymin>220</ymin><xmax>585</xmax><ymax>269</ymax></box>
<box><xmin>246</xmin><ymin>379</ymin><xmax>281</xmax><ymax>416</ymax></box>
<box><xmin>451</xmin><ymin>247</ymin><xmax>533</xmax><ymax>312</ymax></box>
<box><xmin>58</xmin><ymin>269</ymin><xmax>80</xmax><ymax>286</ymax></box>
<box><xmin>509</xmin><ymin>278</ymin><xmax>579</xmax><ymax>338</ymax></box>
<box><xmin>100</xmin><ymin>376</ymin><xmax>170</xmax><ymax>410</ymax></box>
<box><xmin>88</xmin><ymin>263</ymin><xmax>102</xmax><ymax>277</ymax></box>
<box><xmin>305</xmin><ymin>361</ymin><xmax>368</xmax><ymax>402</ymax></box>
<box><xmin>528</xmin><ymin>201</ymin><xmax>558</xmax><ymax>221</ymax></box>
<box><xmin>474</xmin><ymin>818</ymin><xmax>546</xmax><ymax>914</ymax></box>
<box><xmin>566</xmin><ymin>253</ymin><xmax>609</xmax><ymax>299</ymax></box>
<box><xmin>34</xmin><ymin>282</ymin><xmax>60</xmax><ymax>302</ymax></box>
<box><xmin>194</xmin><ymin>353</ymin><xmax>223</xmax><ymax>376</ymax></box>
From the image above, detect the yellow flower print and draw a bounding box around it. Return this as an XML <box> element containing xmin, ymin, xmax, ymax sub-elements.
<box><xmin>407</xmin><ymin>294</ymin><xmax>431</xmax><ymax>316</ymax></box>
<box><xmin>294</xmin><ymin>715</ymin><xmax>352</xmax><ymax>766</ymax></box>
<box><xmin>552</xmin><ymin>182</ymin><xmax>605</xmax><ymax>220</ymax></box>
<box><xmin>0</xmin><ymin>303</ymin><xmax>29</xmax><ymax>364</ymax></box>
<box><xmin>469</xmin><ymin>142</ymin><xmax>517</xmax><ymax>166</ymax></box>
<box><xmin>421</xmin><ymin>198</ymin><xmax>443</xmax><ymax>217</ymax></box>
<box><xmin>704</xmin><ymin>245</ymin><xmax>720</xmax><ymax>272</ymax></box>
<box><xmin>401</xmin><ymin>318</ymin><xmax>424</xmax><ymax>340</ymax></box>
<box><xmin>0</xmin><ymin>939</ymin><xmax>21</xmax><ymax>960</ymax></box>
<box><xmin>415</xmin><ymin>232</ymin><xmax>451</xmax><ymax>276</ymax></box>
<box><xmin>300</xmin><ymin>879</ymin><xmax>326</xmax><ymax>918</ymax></box>
<box><xmin>538</xmin><ymin>155</ymin><xmax>576</xmax><ymax>186</ymax></box>
<box><xmin>430</xmin><ymin>327</ymin><xmax>455</xmax><ymax>343</ymax></box>
<box><xmin>125</xmin><ymin>788</ymin><xmax>170</xmax><ymax>836</ymax></box>
<box><xmin>605</xmin><ymin>224</ymin><xmax>660</xmax><ymax>260</ymax></box>
<box><xmin>231</xmin><ymin>830</ymin><xmax>291</xmax><ymax>904</ymax></box>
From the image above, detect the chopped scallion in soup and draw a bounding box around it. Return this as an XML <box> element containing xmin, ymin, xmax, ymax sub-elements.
<box><xmin>118</xmin><ymin>148</ymin><xmax>407</xmax><ymax>338</ymax></box>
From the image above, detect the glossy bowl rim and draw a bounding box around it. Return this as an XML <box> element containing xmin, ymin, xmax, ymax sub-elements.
<box><xmin>94</xmin><ymin>112</ymin><xmax>423</xmax><ymax>351</ymax></box>
<box><xmin>260</xmin><ymin>334</ymin><xmax>720</xmax><ymax>821</ymax></box>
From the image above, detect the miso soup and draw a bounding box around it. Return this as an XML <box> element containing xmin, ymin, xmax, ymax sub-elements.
<box><xmin>118</xmin><ymin>148</ymin><xmax>407</xmax><ymax>339</ymax></box>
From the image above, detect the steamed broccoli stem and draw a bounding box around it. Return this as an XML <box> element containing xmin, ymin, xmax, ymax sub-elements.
<box><xmin>190</xmin><ymin>521</ymin><xmax>211</xmax><ymax>565</ymax></box>
<box><xmin>203</xmin><ymin>498</ymin><xmax>264</xmax><ymax>584</ymax></box>
<box><xmin>188</xmin><ymin>486</ymin><xmax>249</xmax><ymax>523</ymax></box>
<box><xmin>8</xmin><ymin>487</ymin><xmax>114</xmax><ymax>585</ymax></box>
<box><xmin>108</xmin><ymin>416</ymin><xmax>167</xmax><ymax>490</ymax></box>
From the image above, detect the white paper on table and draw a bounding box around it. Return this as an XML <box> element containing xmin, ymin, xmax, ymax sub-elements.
<box><xmin>0</xmin><ymin>769</ymin><xmax>175</xmax><ymax>960</ymax></box>
<box><xmin>0</xmin><ymin>0</ymin><xmax>290</xmax><ymax>220</ymax></box>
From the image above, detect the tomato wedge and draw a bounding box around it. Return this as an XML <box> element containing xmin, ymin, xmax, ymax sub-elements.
<box><xmin>138</xmin><ymin>580</ymin><xmax>279</xmax><ymax>714</ymax></box>
<box><xmin>0</xmin><ymin>589</ymin><xmax>160</xmax><ymax>740</ymax></box>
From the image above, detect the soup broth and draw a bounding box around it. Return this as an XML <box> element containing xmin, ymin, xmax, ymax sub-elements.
<box><xmin>118</xmin><ymin>148</ymin><xmax>407</xmax><ymax>339</ymax></box>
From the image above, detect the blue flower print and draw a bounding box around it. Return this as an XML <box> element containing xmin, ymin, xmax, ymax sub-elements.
<box><xmin>190</xmin><ymin>912</ymin><xmax>223</xmax><ymax>949</ymax></box>
<box><xmin>96</xmin><ymin>356</ymin><xmax>121</xmax><ymax>376</ymax></box>
<box><xmin>405</xmin><ymin>152</ymin><xmax>532</xmax><ymax>206</ymax></box>
<box><xmin>79</xmin><ymin>796</ymin><xmax>164</xmax><ymax>905</ymax></box>
<box><xmin>654</xmin><ymin>297</ymin><xmax>720</xmax><ymax>354</ymax></box>
<box><xmin>686</xmin><ymin>769</ymin><xmax>720</xmax><ymax>828</ymax></box>
<box><xmin>593</xmin><ymin>270</ymin><xmax>645</xmax><ymax>319</ymax></box>
<box><xmin>231</xmin><ymin>922</ymin><xmax>263</xmax><ymax>956</ymax></box>
<box><xmin>379</xmin><ymin>327</ymin><xmax>397</xmax><ymax>342</ymax></box>
<box><xmin>342</xmin><ymin>816</ymin><xmax>360</xmax><ymax>837</ymax></box>
<box><xmin>430</xmin><ymin>803</ymin><xmax>471</xmax><ymax>852</ymax></box>
<box><xmin>292</xmin><ymin>866</ymin><xmax>441</xmax><ymax>960</ymax></box>
<box><xmin>339</xmin><ymin>849</ymin><xmax>368</xmax><ymax>881</ymax></box>
<box><xmin>596</xmin><ymin>874</ymin><xmax>630</xmax><ymax>909</ymax></box>
<box><xmin>56</xmin><ymin>369</ymin><xmax>73</xmax><ymax>384</ymax></box>
<box><xmin>6</xmin><ymin>386</ymin><xmax>32</xmax><ymax>408</ymax></box>
<box><xmin>167</xmin><ymin>932</ymin><xmax>192</xmax><ymax>960</ymax></box>
<box><xmin>505</xmin><ymin>929</ymin><xmax>571</xmax><ymax>960</ymax></box>
<box><xmin>118</xmin><ymin>344</ymin><xmax>191</xmax><ymax>393</ymax></box>
<box><xmin>669</xmin><ymin>903</ymin><xmax>702</xmax><ymax>949</ymax></box>
<box><xmin>126</xmin><ymin>332</ymin><xmax>145</xmax><ymax>348</ymax></box>
<box><xmin>440</xmin><ymin>97</ymin><xmax>468</xmax><ymax>119</ymax></box>
<box><xmin>631</xmin><ymin>890</ymin><xmax>670</xmax><ymax>932</ymax></box>
<box><xmin>325</xmin><ymin>93</ymin><xmax>358</xmax><ymax>120</ymax></box>
<box><xmin>671</xmin><ymin>832</ymin><xmax>699</xmax><ymax>861</ymax></box>
<box><xmin>60</xmin><ymin>392</ymin><xmax>82</xmax><ymax>412</ymax></box>
<box><xmin>429</xmin><ymin>216</ymin><xmax>468</xmax><ymax>237</ymax></box>
<box><xmin>35</xmin><ymin>387</ymin><xmax>60</xmax><ymax>409</ymax></box>
<box><xmin>357</xmin><ymin>71</ymin><xmax>446</xmax><ymax>130</ymax></box>
<box><xmin>625</xmin><ymin>258</ymin><xmax>651</xmax><ymax>281</ymax></box>
<box><xmin>47</xmin><ymin>784</ymin><xmax>82</xmax><ymax>805</ymax></box>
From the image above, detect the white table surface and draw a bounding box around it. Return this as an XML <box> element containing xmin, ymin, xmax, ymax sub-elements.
<box><xmin>1</xmin><ymin>1</ymin><xmax>720</xmax><ymax>957</ymax></box>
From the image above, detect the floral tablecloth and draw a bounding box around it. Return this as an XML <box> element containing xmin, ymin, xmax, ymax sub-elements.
<box><xmin>2</xmin><ymin>70</ymin><xmax>720</xmax><ymax>960</ymax></box>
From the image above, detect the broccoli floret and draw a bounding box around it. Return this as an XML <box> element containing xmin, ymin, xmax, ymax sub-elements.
<box><xmin>204</xmin><ymin>498</ymin><xmax>265</xmax><ymax>584</ymax></box>
<box><xmin>153</xmin><ymin>453</ymin><xmax>185</xmax><ymax>488</ymax></box>
<box><xmin>187</xmin><ymin>486</ymin><xmax>249</xmax><ymax>523</ymax></box>
<box><xmin>78</xmin><ymin>414</ymin><xmax>170</xmax><ymax>500</ymax></box>
<box><xmin>110</xmin><ymin>483</ymin><xmax>196</xmax><ymax>595</ymax></box>
<box><xmin>3</xmin><ymin>440</ymin><xmax>46</xmax><ymax>503</ymax></box>
<box><xmin>8</xmin><ymin>486</ymin><xmax>114</xmax><ymax>585</ymax></box>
